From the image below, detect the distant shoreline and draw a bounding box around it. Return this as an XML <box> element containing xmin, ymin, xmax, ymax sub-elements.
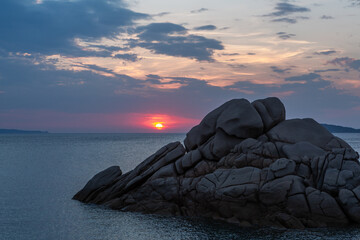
<box><xmin>0</xmin><ymin>129</ymin><xmax>48</xmax><ymax>134</ymax></box>
<box><xmin>1</xmin><ymin>123</ymin><xmax>360</xmax><ymax>134</ymax></box>
<box><xmin>321</xmin><ymin>124</ymin><xmax>360</xmax><ymax>133</ymax></box>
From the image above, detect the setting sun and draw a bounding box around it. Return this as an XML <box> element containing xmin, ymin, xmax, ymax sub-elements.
<box><xmin>154</xmin><ymin>122</ymin><xmax>164</xmax><ymax>130</ymax></box>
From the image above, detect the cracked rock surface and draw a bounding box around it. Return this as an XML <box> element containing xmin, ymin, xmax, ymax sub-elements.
<box><xmin>73</xmin><ymin>97</ymin><xmax>360</xmax><ymax>229</ymax></box>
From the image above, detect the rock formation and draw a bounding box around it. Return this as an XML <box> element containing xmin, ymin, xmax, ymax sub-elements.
<box><xmin>73</xmin><ymin>97</ymin><xmax>360</xmax><ymax>229</ymax></box>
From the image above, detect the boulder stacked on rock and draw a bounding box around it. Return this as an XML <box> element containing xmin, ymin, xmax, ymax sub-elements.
<box><xmin>73</xmin><ymin>97</ymin><xmax>360</xmax><ymax>229</ymax></box>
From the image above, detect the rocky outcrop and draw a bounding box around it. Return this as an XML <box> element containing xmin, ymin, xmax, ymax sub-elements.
<box><xmin>73</xmin><ymin>97</ymin><xmax>360</xmax><ymax>229</ymax></box>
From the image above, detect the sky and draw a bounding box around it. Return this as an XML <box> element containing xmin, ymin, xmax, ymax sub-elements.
<box><xmin>0</xmin><ymin>0</ymin><xmax>360</xmax><ymax>133</ymax></box>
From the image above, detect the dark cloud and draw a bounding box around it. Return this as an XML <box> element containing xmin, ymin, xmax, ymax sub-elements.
<box><xmin>349</xmin><ymin>0</ymin><xmax>360</xmax><ymax>6</ymax></box>
<box><xmin>329</xmin><ymin>57</ymin><xmax>360</xmax><ymax>71</ymax></box>
<box><xmin>132</xmin><ymin>23</ymin><xmax>224</xmax><ymax>61</ymax></box>
<box><xmin>66</xmin><ymin>50</ymin><xmax>113</xmax><ymax>58</ymax></box>
<box><xmin>221</xmin><ymin>53</ymin><xmax>240</xmax><ymax>56</ymax></box>
<box><xmin>285</xmin><ymin>73</ymin><xmax>321</xmax><ymax>82</ymax></box>
<box><xmin>277</xmin><ymin>32</ymin><xmax>296</xmax><ymax>40</ymax></box>
<box><xmin>0</xmin><ymin>0</ymin><xmax>148</xmax><ymax>56</ymax></box>
<box><xmin>0</xmin><ymin>58</ymin><xmax>124</xmax><ymax>113</ymax></box>
<box><xmin>321</xmin><ymin>15</ymin><xmax>334</xmax><ymax>20</ymax></box>
<box><xmin>145</xmin><ymin>74</ymin><xmax>162</xmax><ymax>79</ymax></box>
<box><xmin>227</xmin><ymin>76</ymin><xmax>331</xmax><ymax>97</ymax></box>
<box><xmin>265</xmin><ymin>2</ymin><xmax>310</xmax><ymax>24</ymax></box>
<box><xmin>83</xmin><ymin>64</ymin><xmax>115</xmax><ymax>75</ymax></box>
<box><xmin>266</xmin><ymin>2</ymin><xmax>310</xmax><ymax>17</ymax></box>
<box><xmin>225</xmin><ymin>74</ymin><xmax>360</xmax><ymax>125</ymax></box>
<box><xmin>271</xmin><ymin>17</ymin><xmax>297</xmax><ymax>24</ymax></box>
<box><xmin>228</xmin><ymin>64</ymin><xmax>247</xmax><ymax>69</ymax></box>
<box><xmin>152</xmin><ymin>12</ymin><xmax>171</xmax><ymax>17</ymax></box>
<box><xmin>88</xmin><ymin>45</ymin><xmax>129</xmax><ymax>52</ymax></box>
<box><xmin>272</xmin><ymin>16</ymin><xmax>309</xmax><ymax>24</ymax></box>
<box><xmin>314</xmin><ymin>69</ymin><xmax>341</xmax><ymax>73</ymax></box>
<box><xmin>1</xmin><ymin>56</ymin><xmax>360</xmax><ymax>130</ymax></box>
<box><xmin>135</xmin><ymin>23</ymin><xmax>187</xmax><ymax>39</ymax></box>
<box><xmin>194</xmin><ymin>25</ymin><xmax>217</xmax><ymax>31</ymax></box>
<box><xmin>270</xmin><ymin>66</ymin><xmax>292</xmax><ymax>74</ymax></box>
<box><xmin>144</xmin><ymin>75</ymin><xmax>186</xmax><ymax>85</ymax></box>
<box><xmin>1</xmin><ymin>1</ymin><xmax>360</xmax><ymax>131</ymax></box>
<box><xmin>191</xmin><ymin>8</ymin><xmax>208</xmax><ymax>13</ymax></box>
<box><xmin>314</xmin><ymin>50</ymin><xmax>337</xmax><ymax>55</ymax></box>
<box><xmin>0</xmin><ymin>56</ymin><xmax>239</xmax><ymax>120</ymax></box>
<box><xmin>247</xmin><ymin>53</ymin><xmax>256</xmax><ymax>55</ymax></box>
<box><xmin>113</xmin><ymin>53</ymin><xmax>139</xmax><ymax>62</ymax></box>
<box><xmin>296</xmin><ymin>16</ymin><xmax>310</xmax><ymax>20</ymax></box>
<box><xmin>329</xmin><ymin>57</ymin><xmax>354</xmax><ymax>66</ymax></box>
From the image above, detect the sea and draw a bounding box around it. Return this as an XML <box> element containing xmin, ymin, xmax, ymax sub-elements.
<box><xmin>1</xmin><ymin>133</ymin><xmax>360</xmax><ymax>240</ymax></box>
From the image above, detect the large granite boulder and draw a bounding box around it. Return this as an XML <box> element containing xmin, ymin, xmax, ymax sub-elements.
<box><xmin>73</xmin><ymin>97</ymin><xmax>360</xmax><ymax>229</ymax></box>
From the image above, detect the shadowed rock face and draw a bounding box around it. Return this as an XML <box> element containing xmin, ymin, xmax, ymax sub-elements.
<box><xmin>73</xmin><ymin>97</ymin><xmax>360</xmax><ymax>229</ymax></box>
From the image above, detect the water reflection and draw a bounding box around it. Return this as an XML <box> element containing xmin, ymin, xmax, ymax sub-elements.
<box><xmin>1</xmin><ymin>133</ymin><xmax>360</xmax><ymax>240</ymax></box>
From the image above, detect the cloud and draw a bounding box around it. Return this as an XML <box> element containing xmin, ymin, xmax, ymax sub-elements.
<box><xmin>349</xmin><ymin>0</ymin><xmax>360</xmax><ymax>6</ymax></box>
<box><xmin>264</xmin><ymin>2</ymin><xmax>310</xmax><ymax>24</ymax></box>
<box><xmin>321</xmin><ymin>15</ymin><xmax>334</xmax><ymax>20</ymax></box>
<box><xmin>1</xmin><ymin>55</ymin><xmax>360</xmax><ymax>131</ymax></box>
<box><xmin>88</xmin><ymin>45</ymin><xmax>129</xmax><ymax>52</ymax></box>
<box><xmin>247</xmin><ymin>52</ymin><xmax>256</xmax><ymax>55</ymax></box>
<box><xmin>131</xmin><ymin>23</ymin><xmax>224</xmax><ymax>61</ymax></box>
<box><xmin>82</xmin><ymin>64</ymin><xmax>115</xmax><ymax>75</ymax></box>
<box><xmin>329</xmin><ymin>57</ymin><xmax>354</xmax><ymax>66</ymax></box>
<box><xmin>271</xmin><ymin>16</ymin><xmax>309</xmax><ymax>24</ymax></box>
<box><xmin>314</xmin><ymin>50</ymin><xmax>337</xmax><ymax>55</ymax></box>
<box><xmin>225</xmin><ymin>74</ymin><xmax>360</xmax><ymax>125</ymax></box>
<box><xmin>228</xmin><ymin>64</ymin><xmax>247</xmax><ymax>69</ymax></box>
<box><xmin>152</xmin><ymin>12</ymin><xmax>171</xmax><ymax>17</ymax></box>
<box><xmin>221</xmin><ymin>53</ymin><xmax>240</xmax><ymax>56</ymax></box>
<box><xmin>270</xmin><ymin>66</ymin><xmax>292</xmax><ymax>74</ymax></box>
<box><xmin>266</xmin><ymin>2</ymin><xmax>311</xmax><ymax>17</ymax></box>
<box><xmin>314</xmin><ymin>69</ymin><xmax>341</xmax><ymax>73</ymax></box>
<box><xmin>0</xmin><ymin>56</ymin><xmax>236</xmax><ymax>121</ymax></box>
<box><xmin>146</xmin><ymin>74</ymin><xmax>162</xmax><ymax>79</ymax></box>
<box><xmin>0</xmin><ymin>0</ymin><xmax>148</xmax><ymax>56</ymax></box>
<box><xmin>285</xmin><ymin>73</ymin><xmax>321</xmax><ymax>82</ymax></box>
<box><xmin>328</xmin><ymin>57</ymin><xmax>360</xmax><ymax>71</ymax></box>
<box><xmin>144</xmin><ymin>75</ymin><xmax>187</xmax><ymax>86</ymax></box>
<box><xmin>276</xmin><ymin>32</ymin><xmax>296</xmax><ymax>40</ymax></box>
<box><xmin>271</xmin><ymin>18</ymin><xmax>297</xmax><ymax>24</ymax></box>
<box><xmin>1</xmin><ymin>1</ymin><xmax>360</xmax><ymax>132</ymax></box>
<box><xmin>193</xmin><ymin>25</ymin><xmax>217</xmax><ymax>31</ymax></box>
<box><xmin>190</xmin><ymin>8</ymin><xmax>208</xmax><ymax>13</ymax></box>
<box><xmin>113</xmin><ymin>53</ymin><xmax>139</xmax><ymax>62</ymax></box>
<box><xmin>135</xmin><ymin>22</ymin><xmax>187</xmax><ymax>39</ymax></box>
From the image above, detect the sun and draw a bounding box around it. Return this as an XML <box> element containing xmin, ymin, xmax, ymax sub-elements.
<box><xmin>154</xmin><ymin>122</ymin><xmax>164</xmax><ymax>130</ymax></box>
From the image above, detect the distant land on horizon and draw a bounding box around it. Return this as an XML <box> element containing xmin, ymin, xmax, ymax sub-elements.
<box><xmin>321</xmin><ymin>124</ymin><xmax>360</xmax><ymax>133</ymax></box>
<box><xmin>0</xmin><ymin>129</ymin><xmax>49</xmax><ymax>134</ymax></box>
<box><xmin>1</xmin><ymin>123</ymin><xmax>360</xmax><ymax>134</ymax></box>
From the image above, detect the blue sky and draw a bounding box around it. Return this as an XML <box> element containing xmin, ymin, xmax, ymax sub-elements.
<box><xmin>0</xmin><ymin>0</ymin><xmax>359</xmax><ymax>132</ymax></box>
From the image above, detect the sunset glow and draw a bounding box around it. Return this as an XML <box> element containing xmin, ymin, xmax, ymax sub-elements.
<box><xmin>154</xmin><ymin>123</ymin><xmax>164</xmax><ymax>130</ymax></box>
<box><xmin>138</xmin><ymin>114</ymin><xmax>199</xmax><ymax>132</ymax></box>
<box><xmin>1</xmin><ymin>0</ymin><xmax>360</xmax><ymax>132</ymax></box>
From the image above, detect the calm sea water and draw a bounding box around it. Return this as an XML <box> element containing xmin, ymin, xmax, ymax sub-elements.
<box><xmin>0</xmin><ymin>133</ymin><xmax>360</xmax><ymax>240</ymax></box>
